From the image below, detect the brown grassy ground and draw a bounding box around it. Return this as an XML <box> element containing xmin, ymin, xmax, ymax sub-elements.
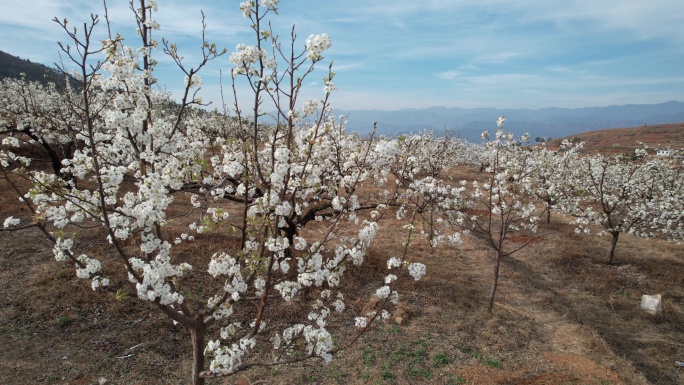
<box><xmin>1</xmin><ymin>165</ymin><xmax>683</xmax><ymax>385</ymax></box>
<box><xmin>549</xmin><ymin>122</ymin><xmax>684</xmax><ymax>155</ymax></box>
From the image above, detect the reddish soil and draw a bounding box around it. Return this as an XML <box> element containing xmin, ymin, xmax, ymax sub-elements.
<box><xmin>549</xmin><ymin>122</ymin><xmax>684</xmax><ymax>155</ymax></box>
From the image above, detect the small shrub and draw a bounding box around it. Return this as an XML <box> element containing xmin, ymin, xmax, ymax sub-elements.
<box><xmin>433</xmin><ymin>352</ymin><xmax>450</xmax><ymax>368</ymax></box>
<box><xmin>363</xmin><ymin>347</ymin><xmax>377</xmax><ymax>367</ymax></box>
<box><xmin>483</xmin><ymin>357</ymin><xmax>502</xmax><ymax>369</ymax></box>
<box><xmin>58</xmin><ymin>316</ymin><xmax>72</xmax><ymax>327</ymax></box>
<box><xmin>407</xmin><ymin>366</ymin><xmax>433</xmax><ymax>379</ymax></box>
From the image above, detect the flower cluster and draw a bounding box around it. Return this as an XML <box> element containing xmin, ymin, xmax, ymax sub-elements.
<box><xmin>229</xmin><ymin>44</ymin><xmax>270</xmax><ymax>77</ymax></box>
<box><xmin>305</xmin><ymin>33</ymin><xmax>332</xmax><ymax>61</ymax></box>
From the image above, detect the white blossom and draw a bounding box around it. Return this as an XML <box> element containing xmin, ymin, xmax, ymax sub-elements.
<box><xmin>407</xmin><ymin>262</ymin><xmax>427</xmax><ymax>281</ymax></box>
<box><xmin>3</xmin><ymin>216</ymin><xmax>20</xmax><ymax>228</ymax></box>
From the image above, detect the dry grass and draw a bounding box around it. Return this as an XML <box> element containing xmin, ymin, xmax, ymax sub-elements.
<box><xmin>1</xmin><ymin>163</ymin><xmax>683</xmax><ymax>385</ymax></box>
<box><xmin>549</xmin><ymin>122</ymin><xmax>684</xmax><ymax>154</ymax></box>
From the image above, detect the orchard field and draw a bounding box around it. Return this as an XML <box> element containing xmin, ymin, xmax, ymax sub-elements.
<box><xmin>1</xmin><ymin>1</ymin><xmax>683</xmax><ymax>384</ymax></box>
<box><xmin>2</xmin><ymin>161</ymin><xmax>683</xmax><ymax>384</ymax></box>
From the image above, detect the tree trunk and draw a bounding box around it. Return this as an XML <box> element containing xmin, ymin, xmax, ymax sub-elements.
<box><xmin>607</xmin><ymin>231</ymin><xmax>619</xmax><ymax>265</ymax></box>
<box><xmin>487</xmin><ymin>251</ymin><xmax>502</xmax><ymax>313</ymax></box>
<box><xmin>190</xmin><ymin>318</ymin><xmax>206</xmax><ymax>385</ymax></box>
<box><xmin>20</xmin><ymin>126</ymin><xmax>75</xmax><ymax>183</ymax></box>
<box><xmin>429</xmin><ymin>203</ymin><xmax>435</xmax><ymax>243</ymax></box>
<box><xmin>546</xmin><ymin>208</ymin><xmax>551</xmax><ymax>224</ymax></box>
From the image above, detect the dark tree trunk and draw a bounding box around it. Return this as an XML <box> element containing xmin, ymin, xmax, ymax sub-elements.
<box><xmin>546</xmin><ymin>208</ymin><xmax>551</xmax><ymax>224</ymax></box>
<box><xmin>607</xmin><ymin>231</ymin><xmax>620</xmax><ymax>265</ymax></box>
<box><xmin>487</xmin><ymin>250</ymin><xmax>502</xmax><ymax>313</ymax></box>
<box><xmin>20</xmin><ymin>126</ymin><xmax>76</xmax><ymax>184</ymax></box>
<box><xmin>190</xmin><ymin>318</ymin><xmax>206</xmax><ymax>385</ymax></box>
<box><xmin>429</xmin><ymin>203</ymin><xmax>435</xmax><ymax>243</ymax></box>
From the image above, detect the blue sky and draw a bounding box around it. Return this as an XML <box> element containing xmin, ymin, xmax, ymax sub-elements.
<box><xmin>1</xmin><ymin>0</ymin><xmax>683</xmax><ymax>111</ymax></box>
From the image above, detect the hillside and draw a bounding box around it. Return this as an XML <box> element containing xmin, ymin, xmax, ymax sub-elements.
<box><xmin>0</xmin><ymin>50</ymin><xmax>64</xmax><ymax>86</ymax></box>
<box><xmin>552</xmin><ymin>122</ymin><xmax>684</xmax><ymax>154</ymax></box>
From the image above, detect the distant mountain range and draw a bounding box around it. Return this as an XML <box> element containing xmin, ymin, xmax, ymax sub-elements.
<box><xmin>337</xmin><ymin>102</ymin><xmax>684</xmax><ymax>143</ymax></box>
<box><xmin>3</xmin><ymin>50</ymin><xmax>682</xmax><ymax>143</ymax></box>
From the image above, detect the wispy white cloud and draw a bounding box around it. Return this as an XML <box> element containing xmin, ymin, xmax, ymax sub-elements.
<box><xmin>330</xmin><ymin>61</ymin><xmax>366</xmax><ymax>72</ymax></box>
<box><xmin>473</xmin><ymin>51</ymin><xmax>523</xmax><ymax>64</ymax></box>
<box><xmin>1</xmin><ymin>0</ymin><xmax>682</xmax><ymax>111</ymax></box>
<box><xmin>545</xmin><ymin>66</ymin><xmax>573</xmax><ymax>73</ymax></box>
<box><xmin>437</xmin><ymin>70</ymin><xmax>461</xmax><ymax>80</ymax></box>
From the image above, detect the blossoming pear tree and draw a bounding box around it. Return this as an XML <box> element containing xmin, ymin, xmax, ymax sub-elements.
<box><xmin>458</xmin><ymin>117</ymin><xmax>546</xmax><ymax>313</ymax></box>
<box><xmin>0</xmin><ymin>75</ymin><xmax>82</xmax><ymax>182</ymax></box>
<box><xmin>0</xmin><ymin>1</ymin><xmax>426</xmax><ymax>384</ymax></box>
<box><xmin>561</xmin><ymin>149</ymin><xmax>684</xmax><ymax>264</ymax></box>
<box><xmin>526</xmin><ymin>140</ymin><xmax>583</xmax><ymax>224</ymax></box>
